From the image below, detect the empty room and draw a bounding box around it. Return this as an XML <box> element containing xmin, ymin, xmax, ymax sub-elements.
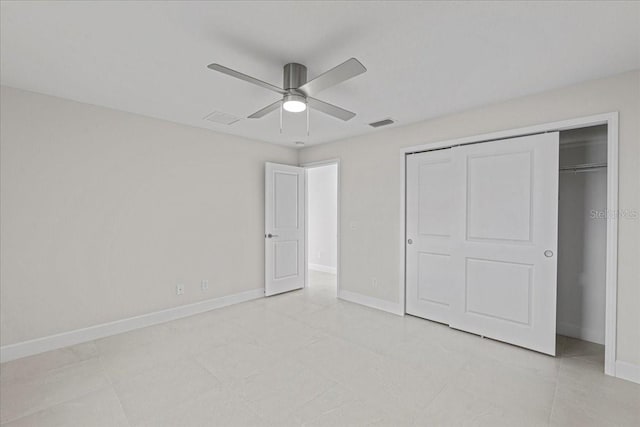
<box><xmin>1</xmin><ymin>1</ymin><xmax>639</xmax><ymax>426</ymax></box>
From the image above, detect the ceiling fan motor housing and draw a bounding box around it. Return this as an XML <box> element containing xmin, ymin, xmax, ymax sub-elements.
<box><xmin>283</xmin><ymin>63</ymin><xmax>308</xmax><ymax>91</ymax></box>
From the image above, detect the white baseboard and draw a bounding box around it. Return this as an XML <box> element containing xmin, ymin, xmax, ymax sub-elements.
<box><xmin>557</xmin><ymin>321</ymin><xmax>605</xmax><ymax>345</ymax></box>
<box><xmin>309</xmin><ymin>263</ymin><xmax>337</xmax><ymax>274</ymax></box>
<box><xmin>0</xmin><ymin>288</ymin><xmax>264</xmax><ymax>363</ymax></box>
<box><xmin>338</xmin><ymin>289</ymin><xmax>403</xmax><ymax>316</ymax></box>
<box><xmin>615</xmin><ymin>360</ymin><xmax>640</xmax><ymax>384</ymax></box>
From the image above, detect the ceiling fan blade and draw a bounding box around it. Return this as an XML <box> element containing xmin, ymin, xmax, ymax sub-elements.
<box><xmin>307</xmin><ymin>97</ymin><xmax>356</xmax><ymax>121</ymax></box>
<box><xmin>298</xmin><ymin>58</ymin><xmax>366</xmax><ymax>96</ymax></box>
<box><xmin>247</xmin><ymin>100</ymin><xmax>281</xmax><ymax>119</ymax></box>
<box><xmin>207</xmin><ymin>63</ymin><xmax>286</xmax><ymax>95</ymax></box>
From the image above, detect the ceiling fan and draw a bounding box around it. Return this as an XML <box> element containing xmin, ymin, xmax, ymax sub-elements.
<box><xmin>206</xmin><ymin>58</ymin><xmax>366</xmax><ymax>121</ymax></box>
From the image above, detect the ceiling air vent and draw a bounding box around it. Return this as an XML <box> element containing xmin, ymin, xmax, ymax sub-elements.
<box><xmin>203</xmin><ymin>111</ymin><xmax>241</xmax><ymax>125</ymax></box>
<box><xmin>369</xmin><ymin>118</ymin><xmax>395</xmax><ymax>128</ymax></box>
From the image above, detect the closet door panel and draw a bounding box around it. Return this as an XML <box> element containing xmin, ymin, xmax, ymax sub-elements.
<box><xmin>466</xmin><ymin>151</ymin><xmax>533</xmax><ymax>242</ymax></box>
<box><xmin>450</xmin><ymin>133</ymin><xmax>559</xmax><ymax>355</ymax></box>
<box><xmin>464</xmin><ymin>258</ymin><xmax>532</xmax><ymax>325</ymax></box>
<box><xmin>406</xmin><ymin>149</ymin><xmax>453</xmax><ymax>323</ymax></box>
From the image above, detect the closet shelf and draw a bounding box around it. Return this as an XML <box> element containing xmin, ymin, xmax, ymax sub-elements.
<box><xmin>559</xmin><ymin>162</ymin><xmax>607</xmax><ymax>173</ymax></box>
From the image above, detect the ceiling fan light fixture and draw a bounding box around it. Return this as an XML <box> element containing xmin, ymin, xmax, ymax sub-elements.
<box><xmin>282</xmin><ymin>94</ymin><xmax>307</xmax><ymax>113</ymax></box>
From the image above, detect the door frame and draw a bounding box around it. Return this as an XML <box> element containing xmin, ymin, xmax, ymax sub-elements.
<box><xmin>399</xmin><ymin>112</ymin><xmax>619</xmax><ymax>377</ymax></box>
<box><xmin>301</xmin><ymin>159</ymin><xmax>341</xmax><ymax>296</ymax></box>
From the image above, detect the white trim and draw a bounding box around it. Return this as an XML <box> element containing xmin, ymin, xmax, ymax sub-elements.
<box><xmin>615</xmin><ymin>361</ymin><xmax>640</xmax><ymax>384</ymax></box>
<box><xmin>604</xmin><ymin>114</ymin><xmax>619</xmax><ymax>377</ymax></box>
<box><xmin>302</xmin><ymin>158</ymin><xmax>341</xmax><ymax>297</ymax></box>
<box><xmin>309</xmin><ymin>263</ymin><xmax>337</xmax><ymax>274</ymax></box>
<box><xmin>399</xmin><ymin>148</ymin><xmax>407</xmax><ymax>317</ymax></box>
<box><xmin>338</xmin><ymin>289</ymin><xmax>403</xmax><ymax>316</ymax></box>
<box><xmin>0</xmin><ymin>288</ymin><xmax>264</xmax><ymax>363</ymax></box>
<box><xmin>399</xmin><ymin>112</ymin><xmax>619</xmax><ymax>377</ymax></box>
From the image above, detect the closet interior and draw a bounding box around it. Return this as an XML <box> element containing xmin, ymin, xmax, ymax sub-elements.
<box><xmin>557</xmin><ymin>125</ymin><xmax>608</xmax><ymax>356</ymax></box>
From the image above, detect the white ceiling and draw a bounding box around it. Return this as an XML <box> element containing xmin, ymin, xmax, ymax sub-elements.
<box><xmin>2</xmin><ymin>1</ymin><xmax>639</xmax><ymax>147</ymax></box>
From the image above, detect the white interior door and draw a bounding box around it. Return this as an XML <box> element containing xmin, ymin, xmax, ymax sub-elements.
<box><xmin>406</xmin><ymin>149</ymin><xmax>454</xmax><ymax>323</ymax></box>
<box><xmin>265</xmin><ymin>162</ymin><xmax>305</xmax><ymax>296</ymax></box>
<box><xmin>449</xmin><ymin>133</ymin><xmax>559</xmax><ymax>355</ymax></box>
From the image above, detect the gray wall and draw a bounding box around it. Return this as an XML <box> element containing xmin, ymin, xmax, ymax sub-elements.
<box><xmin>0</xmin><ymin>86</ymin><xmax>297</xmax><ymax>346</ymax></box>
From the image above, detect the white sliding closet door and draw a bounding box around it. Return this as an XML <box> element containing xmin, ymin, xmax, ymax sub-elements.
<box><xmin>406</xmin><ymin>149</ymin><xmax>454</xmax><ymax>323</ymax></box>
<box><xmin>449</xmin><ymin>133</ymin><xmax>559</xmax><ymax>355</ymax></box>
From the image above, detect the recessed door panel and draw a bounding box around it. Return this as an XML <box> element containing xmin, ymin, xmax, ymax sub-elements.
<box><xmin>418</xmin><ymin>162</ymin><xmax>452</xmax><ymax>237</ymax></box>
<box><xmin>274</xmin><ymin>240</ymin><xmax>299</xmax><ymax>279</ymax></box>
<box><xmin>466</xmin><ymin>151</ymin><xmax>532</xmax><ymax>243</ymax></box>
<box><xmin>418</xmin><ymin>252</ymin><xmax>451</xmax><ymax>306</ymax></box>
<box><xmin>274</xmin><ymin>172</ymin><xmax>299</xmax><ymax>229</ymax></box>
<box><xmin>465</xmin><ymin>258</ymin><xmax>532</xmax><ymax>325</ymax></box>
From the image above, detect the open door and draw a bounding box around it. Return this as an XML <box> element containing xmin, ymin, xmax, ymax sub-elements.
<box><xmin>265</xmin><ymin>162</ymin><xmax>305</xmax><ymax>296</ymax></box>
<box><xmin>449</xmin><ymin>133</ymin><xmax>559</xmax><ymax>355</ymax></box>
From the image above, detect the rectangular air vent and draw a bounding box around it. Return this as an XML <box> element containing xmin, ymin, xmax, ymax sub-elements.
<box><xmin>203</xmin><ymin>111</ymin><xmax>241</xmax><ymax>125</ymax></box>
<box><xmin>369</xmin><ymin>118</ymin><xmax>395</xmax><ymax>128</ymax></box>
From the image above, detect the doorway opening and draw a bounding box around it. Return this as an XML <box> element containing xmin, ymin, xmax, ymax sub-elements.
<box><xmin>305</xmin><ymin>161</ymin><xmax>339</xmax><ymax>297</ymax></box>
<box><xmin>557</xmin><ymin>124</ymin><xmax>608</xmax><ymax>371</ymax></box>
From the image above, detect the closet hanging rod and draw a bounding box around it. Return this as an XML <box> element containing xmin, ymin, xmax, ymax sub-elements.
<box><xmin>559</xmin><ymin>162</ymin><xmax>607</xmax><ymax>173</ymax></box>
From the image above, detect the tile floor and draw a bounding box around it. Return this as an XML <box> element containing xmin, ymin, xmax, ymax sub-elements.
<box><xmin>1</xmin><ymin>271</ymin><xmax>639</xmax><ymax>426</ymax></box>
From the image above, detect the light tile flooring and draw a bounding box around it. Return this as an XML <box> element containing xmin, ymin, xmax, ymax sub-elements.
<box><xmin>1</xmin><ymin>271</ymin><xmax>639</xmax><ymax>426</ymax></box>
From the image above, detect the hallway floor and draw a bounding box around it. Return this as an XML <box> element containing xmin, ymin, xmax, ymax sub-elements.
<box><xmin>1</xmin><ymin>271</ymin><xmax>638</xmax><ymax>426</ymax></box>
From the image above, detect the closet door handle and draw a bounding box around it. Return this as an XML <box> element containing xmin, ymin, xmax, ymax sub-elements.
<box><xmin>544</xmin><ymin>250</ymin><xmax>553</xmax><ymax>258</ymax></box>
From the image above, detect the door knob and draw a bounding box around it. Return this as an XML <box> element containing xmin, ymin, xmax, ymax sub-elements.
<box><xmin>266</xmin><ymin>233</ymin><xmax>279</xmax><ymax>238</ymax></box>
<box><xmin>407</xmin><ymin>238</ymin><xmax>413</xmax><ymax>245</ymax></box>
<box><xmin>544</xmin><ymin>250</ymin><xmax>553</xmax><ymax>257</ymax></box>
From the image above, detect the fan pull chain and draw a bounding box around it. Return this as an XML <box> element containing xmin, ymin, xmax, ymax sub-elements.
<box><xmin>306</xmin><ymin>105</ymin><xmax>310</xmax><ymax>136</ymax></box>
<box><xmin>279</xmin><ymin>102</ymin><xmax>283</xmax><ymax>134</ymax></box>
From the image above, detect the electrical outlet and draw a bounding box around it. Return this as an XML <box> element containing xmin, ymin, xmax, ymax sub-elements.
<box><xmin>176</xmin><ymin>284</ymin><xmax>185</xmax><ymax>295</ymax></box>
<box><xmin>201</xmin><ymin>280</ymin><xmax>209</xmax><ymax>291</ymax></box>
<box><xmin>372</xmin><ymin>277</ymin><xmax>378</xmax><ymax>288</ymax></box>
